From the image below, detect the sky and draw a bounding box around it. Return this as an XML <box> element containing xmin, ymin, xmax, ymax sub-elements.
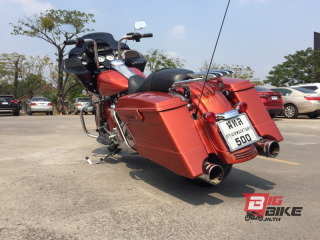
<box><xmin>0</xmin><ymin>0</ymin><xmax>319</xmax><ymax>83</ymax></box>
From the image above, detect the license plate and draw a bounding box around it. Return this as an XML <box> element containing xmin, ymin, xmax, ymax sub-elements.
<box><xmin>271</xmin><ymin>96</ymin><xmax>278</xmax><ymax>100</ymax></box>
<box><xmin>1</xmin><ymin>102</ymin><xmax>8</xmax><ymax>105</ymax></box>
<box><xmin>217</xmin><ymin>113</ymin><xmax>259</xmax><ymax>152</ymax></box>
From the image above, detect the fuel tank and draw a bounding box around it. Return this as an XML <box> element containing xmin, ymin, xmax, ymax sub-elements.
<box><xmin>116</xmin><ymin>92</ymin><xmax>208</xmax><ymax>178</ymax></box>
<box><xmin>97</xmin><ymin>68</ymin><xmax>145</xmax><ymax>96</ymax></box>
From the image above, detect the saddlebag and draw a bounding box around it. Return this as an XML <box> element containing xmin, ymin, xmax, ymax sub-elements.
<box><xmin>116</xmin><ymin>92</ymin><xmax>208</xmax><ymax>178</ymax></box>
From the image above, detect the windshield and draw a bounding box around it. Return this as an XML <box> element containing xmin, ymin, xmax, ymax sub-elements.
<box><xmin>78</xmin><ymin>98</ymin><xmax>92</xmax><ymax>102</ymax></box>
<box><xmin>31</xmin><ymin>97</ymin><xmax>50</xmax><ymax>102</ymax></box>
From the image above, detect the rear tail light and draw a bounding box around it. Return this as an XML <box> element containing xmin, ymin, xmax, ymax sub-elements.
<box><xmin>259</xmin><ymin>94</ymin><xmax>268</xmax><ymax>98</ymax></box>
<box><xmin>48</xmin><ymin>102</ymin><xmax>53</xmax><ymax>106</ymax></box>
<box><xmin>234</xmin><ymin>102</ymin><xmax>248</xmax><ymax>113</ymax></box>
<box><xmin>304</xmin><ymin>96</ymin><xmax>320</xmax><ymax>101</ymax></box>
<box><xmin>30</xmin><ymin>102</ymin><xmax>36</xmax><ymax>106</ymax></box>
<box><xmin>77</xmin><ymin>103</ymin><xmax>82</xmax><ymax>106</ymax></box>
<box><xmin>10</xmin><ymin>99</ymin><xmax>18</xmax><ymax>104</ymax></box>
<box><xmin>203</xmin><ymin>112</ymin><xmax>216</xmax><ymax>123</ymax></box>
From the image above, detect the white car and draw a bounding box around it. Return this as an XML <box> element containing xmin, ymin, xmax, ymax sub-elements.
<box><xmin>290</xmin><ymin>83</ymin><xmax>320</xmax><ymax>93</ymax></box>
<box><xmin>27</xmin><ymin>97</ymin><xmax>54</xmax><ymax>115</ymax></box>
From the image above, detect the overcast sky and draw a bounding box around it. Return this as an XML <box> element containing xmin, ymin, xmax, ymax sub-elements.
<box><xmin>0</xmin><ymin>0</ymin><xmax>319</xmax><ymax>82</ymax></box>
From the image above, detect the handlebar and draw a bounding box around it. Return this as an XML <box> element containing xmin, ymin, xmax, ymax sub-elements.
<box><xmin>64</xmin><ymin>40</ymin><xmax>77</xmax><ymax>45</ymax></box>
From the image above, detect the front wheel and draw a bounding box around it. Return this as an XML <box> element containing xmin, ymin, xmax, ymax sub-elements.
<box><xmin>245</xmin><ymin>215</ymin><xmax>250</xmax><ymax>221</ymax></box>
<box><xmin>284</xmin><ymin>104</ymin><xmax>298</xmax><ymax>118</ymax></box>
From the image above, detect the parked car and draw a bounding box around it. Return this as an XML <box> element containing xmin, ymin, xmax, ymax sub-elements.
<box><xmin>290</xmin><ymin>82</ymin><xmax>320</xmax><ymax>93</ymax></box>
<box><xmin>254</xmin><ymin>86</ymin><xmax>284</xmax><ymax>118</ymax></box>
<box><xmin>0</xmin><ymin>95</ymin><xmax>20</xmax><ymax>116</ymax></box>
<box><xmin>26</xmin><ymin>97</ymin><xmax>53</xmax><ymax>115</ymax></box>
<box><xmin>68</xmin><ymin>97</ymin><xmax>94</xmax><ymax>115</ymax></box>
<box><xmin>270</xmin><ymin>87</ymin><xmax>320</xmax><ymax>118</ymax></box>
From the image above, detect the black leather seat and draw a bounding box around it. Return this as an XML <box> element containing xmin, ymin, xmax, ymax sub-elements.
<box><xmin>128</xmin><ymin>68</ymin><xmax>193</xmax><ymax>94</ymax></box>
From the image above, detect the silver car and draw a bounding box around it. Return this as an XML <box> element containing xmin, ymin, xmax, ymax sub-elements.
<box><xmin>270</xmin><ymin>87</ymin><xmax>320</xmax><ymax>118</ymax></box>
<box><xmin>68</xmin><ymin>97</ymin><xmax>94</xmax><ymax>115</ymax></box>
<box><xmin>27</xmin><ymin>97</ymin><xmax>54</xmax><ymax>115</ymax></box>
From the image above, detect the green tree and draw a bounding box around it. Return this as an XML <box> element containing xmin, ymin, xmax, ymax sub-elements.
<box><xmin>264</xmin><ymin>48</ymin><xmax>320</xmax><ymax>87</ymax></box>
<box><xmin>0</xmin><ymin>53</ymin><xmax>26</xmax><ymax>97</ymax></box>
<box><xmin>198</xmin><ymin>60</ymin><xmax>260</xmax><ymax>82</ymax></box>
<box><xmin>145</xmin><ymin>49</ymin><xmax>185</xmax><ymax>72</ymax></box>
<box><xmin>10</xmin><ymin>9</ymin><xmax>95</xmax><ymax>114</ymax></box>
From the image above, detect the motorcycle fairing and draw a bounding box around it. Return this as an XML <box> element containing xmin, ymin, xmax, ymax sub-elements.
<box><xmin>116</xmin><ymin>92</ymin><xmax>208</xmax><ymax>178</ymax></box>
<box><xmin>61</xmin><ymin>57</ymin><xmax>98</xmax><ymax>93</ymax></box>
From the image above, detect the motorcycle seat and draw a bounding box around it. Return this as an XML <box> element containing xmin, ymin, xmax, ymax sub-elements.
<box><xmin>128</xmin><ymin>68</ymin><xmax>193</xmax><ymax>94</ymax></box>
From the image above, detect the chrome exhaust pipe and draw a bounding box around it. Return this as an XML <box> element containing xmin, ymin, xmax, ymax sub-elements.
<box><xmin>255</xmin><ymin>139</ymin><xmax>280</xmax><ymax>158</ymax></box>
<box><xmin>198</xmin><ymin>161</ymin><xmax>224</xmax><ymax>185</ymax></box>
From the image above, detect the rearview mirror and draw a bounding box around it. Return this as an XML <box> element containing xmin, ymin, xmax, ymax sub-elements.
<box><xmin>134</xmin><ymin>21</ymin><xmax>147</xmax><ymax>30</ymax></box>
<box><xmin>60</xmin><ymin>24</ymin><xmax>76</xmax><ymax>34</ymax></box>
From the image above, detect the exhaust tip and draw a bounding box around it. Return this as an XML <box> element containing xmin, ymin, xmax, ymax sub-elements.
<box><xmin>198</xmin><ymin>161</ymin><xmax>224</xmax><ymax>185</ymax></box>
<box><xmin>255</xmin><ymin>140</ymin><xmax>280</xmax><ymax>158</ymax></box>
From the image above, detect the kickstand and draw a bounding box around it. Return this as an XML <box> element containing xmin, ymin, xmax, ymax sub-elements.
<box><xmin>85</xmin><ymin>147</ymin><xmax>121</xmax><ymax>165</ymax></box>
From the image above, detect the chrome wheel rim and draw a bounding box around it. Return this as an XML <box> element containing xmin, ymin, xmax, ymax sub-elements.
<box><xmin>285</xmin><ymin>106</ymin><xmax>295</xmax><ymax>118</ymax></box>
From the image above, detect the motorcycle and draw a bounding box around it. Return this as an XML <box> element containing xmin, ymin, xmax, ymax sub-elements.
<box><xmin>60</xmin><ymin>21</ymin><xmax>283</xmax><ymax>186</ymax></box>
<box><xmin>245</xmin><ymin>211</ymin><xmax>263</xmax><ymax>221</ymax></box>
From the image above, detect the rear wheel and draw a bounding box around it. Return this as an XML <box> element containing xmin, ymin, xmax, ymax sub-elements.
<box><xmin>307</xmin><ymin>113</ymin><xmax>319</xmax><ymax>119</ymax></box>
<box><xmin>50</xmin><ymin>111</ymin><xmax>53</xmax><ymax>115</ymax></box>
<box><xmin>46</xmin><ymin>112</ymin><xmax>49</xmax><ymax>115</ymax></box>
<box><xmin>13</xmin><ymin>111</ymin><xmax>20</xmax><ymax>116</ymax></box>
<box><xmin>270</xmin><ymin>114</ymin><xmax>276</xmax><ymax>119</ymax></box>
<box><xmin>284</xmin><ymin>104</ymin><xmax>298</xmax><ymax>118</ymax></box>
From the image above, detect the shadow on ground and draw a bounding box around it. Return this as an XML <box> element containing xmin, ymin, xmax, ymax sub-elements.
<box><xmin>92</xmin><ymin>147</ymin><xmax>275</xmax><ymax>206</ymax></box>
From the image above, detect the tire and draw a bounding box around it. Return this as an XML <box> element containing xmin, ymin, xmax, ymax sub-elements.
<box><xmin>74</xmin><ymin>111</ymin><xmax>78</xmax><ymax>115</ymax></box>
<box><xmin>245</xmin><ymin>215</ymin><xmax>250</xmax><ymax>221</ymax></box>
<box><xmin>307</xmin><ymin>113</ymin><xmax>319</xmax><ymax>119</ymax></box>
<box><xmin>46</xmin><ymin>112</ymin><xmax>49</xmax><ymax>115</ymax></box>
<box><xmin>13</xmin><ymin>111</ymin><xmax>20</xmax><ymax>116</ymax></box>
<box><xmin>270</xmin><ymin>114</ymin><xmax>275</xmax><ymax>119</ymax></box>
<box><xmin>284</xmin><ymin>104</ymin><xmax>298</xmax><ymax>118</ymax></box>
<box><xmin>29</xmin><ymin>111</ymin><xmax>32</xmax><ymax>115</ymax></box>
<box><xmin>50</xmin><ymin>112</ymin><xmax>53</xmax><ymax>115</ymax></box>
<box><xmin>85</xmin><ymin>112</ymin><xmax>88</xmax><ymax>115</ymax></box>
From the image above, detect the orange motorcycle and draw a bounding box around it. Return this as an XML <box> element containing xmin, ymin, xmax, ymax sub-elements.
<box><xmin>60</xmin><ymin>21</ymin><xmax>282</xmax><ymax>186</ymax></box>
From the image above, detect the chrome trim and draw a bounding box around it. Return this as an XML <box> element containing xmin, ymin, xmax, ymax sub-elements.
<box><xmin>215</xmin><ymin>109</ymin><xmax>239</xmax><ymax>120</ymax></box>
<box><xmin>255</xmin><ymin>139</ymin><xmax>280</xmax><ymax>158</ymax></box>
<box><xmin>198</xmin><ymin>161</ymin><xmax>224</xmax><ymax>185</ymax></box>
<box><xmin>112</xmin><ymin>110</ymin><xmax>137</xmax><ymax>153</ymax></box>
<box><xmin>117</xmin><ymin>36</ymin><xmax>134</xmax><ymax>60</ymax></box>
<box><xmin>83</xmin><ymin>39</ymin><xmax>99</xmax><ymax>69</ymax></box>
<box><xmin>80</xmin><ymin>104</ymin><xmax>98</xmax><ymax>138</ymax></box>
<box><xmin>111</xmin><ymin>59</ymin><xmax>136</xmax><ymax>79</ymax></box>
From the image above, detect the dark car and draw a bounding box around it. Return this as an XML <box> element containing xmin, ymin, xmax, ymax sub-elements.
<box><xmin>254</xmin><ymin>86</ymin><xmax>284</xmax><ymax>118</ymax></box>
<box><xmin>0</xmin><ymin>95</ymin><xmax>20</xmax><ymax>116</ymax></box>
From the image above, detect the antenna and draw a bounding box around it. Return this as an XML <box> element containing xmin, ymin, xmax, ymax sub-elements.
<box><xmin>192</xmin><ymin>0</ymin><xmax>231</xmax><ymax>119</ymax></box>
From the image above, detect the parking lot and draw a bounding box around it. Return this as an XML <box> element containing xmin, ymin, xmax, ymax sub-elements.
<box><xmin>0</xmin><ymin>114</ymin><xmax>319</xmax><ymax>239</ymax></box>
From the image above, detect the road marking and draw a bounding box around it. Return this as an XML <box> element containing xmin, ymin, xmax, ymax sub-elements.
<box><xmin>281</xmin><ymin>132</ymin><xmax>316</xmax><ymax>137</ymax></box>
<box><xmin>256</xmin><ymin>156</ymin><xmax>301</xmax><ymax>166</ymax></box>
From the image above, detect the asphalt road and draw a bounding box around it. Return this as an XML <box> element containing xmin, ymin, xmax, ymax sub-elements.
<box><xmin>0</xmin><ymin>114</ymin><xmax>319</xmax><ymax>239</ymax></box>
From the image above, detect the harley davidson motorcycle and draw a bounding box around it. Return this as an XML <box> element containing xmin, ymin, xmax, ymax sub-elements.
<box><xmin>60</xmin><ymin>21</ymin><xmax>283</xmax><ymax>186</ymax></box>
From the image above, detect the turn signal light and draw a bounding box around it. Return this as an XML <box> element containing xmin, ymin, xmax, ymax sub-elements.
<box><xmin>234</xmin><ymin>102</ymin><xmax>248</xmax><ymax>113</ymax></box>
<box><xmin>203</xmin><ymin>112</ymin><xmax>216</xmax><ymax>123</ymax></box>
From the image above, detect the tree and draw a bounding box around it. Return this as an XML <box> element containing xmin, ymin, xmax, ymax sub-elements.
<box><xmin>198</xmin><ymin>60</ymin><xmax>260</xmax><ymax>82</ymax></box>
<box><xmin>10</xmin><ymin>9</ymin><xmax>95</xmax><ymax>114</ymax></box>
<box><xmin>144</xmin><ymin>49</ymin><xmax>185</xmax><ymax>72</ymax></box>
<box><xmin>264</xmin><ymin>48</ymin><xmax>320</xmax><ymax>87</ymax></box>
<box><xmin>0</xmin><ymin>53</ymin><xmax>26</xmax><ymax>97</ymax></box>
